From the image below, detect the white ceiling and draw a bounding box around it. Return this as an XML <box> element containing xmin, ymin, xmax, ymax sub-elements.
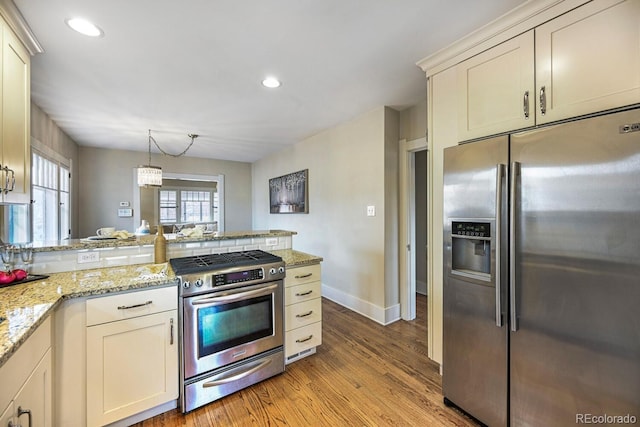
<box><xmin>14</xmin><ymin>0</ymin><xmax>526</xmax><ymax>163</ymax></box>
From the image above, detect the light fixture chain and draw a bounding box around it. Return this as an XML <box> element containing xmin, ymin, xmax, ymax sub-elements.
<box><xmin>148</xmin><ymin>131</ymin><xmax>198</xmax><ymax>158</ymax></box>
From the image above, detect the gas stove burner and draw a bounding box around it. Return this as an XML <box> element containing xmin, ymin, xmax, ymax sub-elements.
<box><xmin>170</xmin><ymin>249</ymin><xmax>282</xmax><ymax>275</ymax></box>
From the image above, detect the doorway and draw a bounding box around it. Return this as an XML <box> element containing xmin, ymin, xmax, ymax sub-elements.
<box><xmin>399</xmin><ymin>137</ymin><xmax>427</xmax><ymax>321</ymax></box>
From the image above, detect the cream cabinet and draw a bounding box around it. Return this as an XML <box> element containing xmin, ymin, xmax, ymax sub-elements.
<box><xmin>458</xmin><ymin>30</ymin><xmax>535</xmax><ymax>140</ymax></box>
<box><xmin>86</xmin><ymin>286</ymin><xmax>178</xmax><ymax>427</ymax></box>
<box><xmin>458</xmin><ymin>0</ymin><xmax>640</xmax><ymax>140</ymax></box>
<box><xmin>535</xmin><ymin>0</ymin><xmax>640</xmax><ymax>124</ymax></box>
<box><xmin>0</xmin><ymin>317</ymin><xmax>53</xmax><ymax>427</ymax></box>
<box><xmin>284</xmin><ymin>263</ymin><xmax>322</xmax><ymax>363</ymax></box>
<box><xmin>0</xmin><ymin>16</ymin><xmax>31</xmax><ymax>204</ymax></box>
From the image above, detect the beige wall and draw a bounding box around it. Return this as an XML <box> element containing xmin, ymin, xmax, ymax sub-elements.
<box><xmin>78</xmin><ymin>147</ymin><xmax>252</xmax><ymax>237</ymax></box>
<box><xmin>252</xmin><ymin>106</ymin><xmax>402</xmax><ymax>324</ymax></box>
<box><xmin>399</xmin><ymin>96</ymin><xmax>427</xmax><ymax>141</ymax></box>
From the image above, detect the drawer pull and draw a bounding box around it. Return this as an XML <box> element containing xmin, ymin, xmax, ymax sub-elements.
<box><xmin>296</xmin><ymin>335</ymin><xmax>314</xmax><ymax>343</ymax></box>
<box><xmin>296</xmin><ymin>310</ymin><xmax>313</xmax><ymax>318</ymax></box>
<box><xmin>294</xmin><ymin>273</ymin><xmax>313</xmax><ymax>279</ymax></box>
<box><xmin>117</xmin><ymin>300</ymin><xmax>153</xmax><ymax>310</ymax></box>
<box><xmin>295</xmin><ymin>290</ymin><xmax>313</xmax><ymax>297</ymax></box>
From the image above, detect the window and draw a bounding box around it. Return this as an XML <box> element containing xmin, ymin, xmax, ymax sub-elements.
<box><xmin>32</xmin><ymin>152</ymin><xmax>71</xmax><ymax>241</ymax></box>
<box><xmin>159</xmin><ymin>188</ymin><xmax>216</xmax><ymax>224</ymax></box>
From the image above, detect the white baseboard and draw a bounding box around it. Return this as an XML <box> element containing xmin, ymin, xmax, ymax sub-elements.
<box><xmin>322</xmin><ymin>283</ymin><xmax>400</xmax><ymax>325</ymax></box>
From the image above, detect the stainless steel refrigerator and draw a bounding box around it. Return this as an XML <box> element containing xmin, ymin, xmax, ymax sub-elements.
<box><xmin>442</xmin><ymin>108</ymin><xmax>640</xmax><ymax>426</ymax></box>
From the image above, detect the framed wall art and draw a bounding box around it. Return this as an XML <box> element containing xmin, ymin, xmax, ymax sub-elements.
<box><xmin>269</xmin><ymin>169</ymin><xmax>308</xmax><ymax>214</ymax></box>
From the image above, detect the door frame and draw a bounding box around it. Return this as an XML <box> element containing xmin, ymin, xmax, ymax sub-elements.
<box><xmin>399</xmin><ymin>136</ymin><xmax>427</xmax><ymax>320</ymax></box>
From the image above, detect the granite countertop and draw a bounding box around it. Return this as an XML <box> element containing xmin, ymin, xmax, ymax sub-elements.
<box><xmin>32</xmin><ymin>229</ymin><xmax>297</xmax><ymax>252</ymax></box>
<box><xmin>0</xmin><ymin>249</ymin><xmax>322</xmax><ymax>369</ymax></box>
<box><xmin>269</xmin><ymin>249</ymin><xmax>323</xmax><ymax>267</ymax></box>
<box><xmin>0</xmin><ymin>263</ymin><xmax>176</xmax><ymax>368</ymax></box>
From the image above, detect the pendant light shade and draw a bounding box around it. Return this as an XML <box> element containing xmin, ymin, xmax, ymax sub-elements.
<box><xmin>137</xmin><ymin>165</ymin><xmax>162</xmax><ymax>187</ymax></box>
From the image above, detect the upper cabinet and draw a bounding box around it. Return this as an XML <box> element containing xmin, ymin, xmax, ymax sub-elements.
<box><xmin>535</xmin><ymin>0</ymin><xmax>640</xmax><ymax>124</ymax></box>
<box><xmin>458</xmin><ymin>31</ymin><xmax>535</xmax><ymax>141</ymax></box>
<box><xmin>457</xmin><ymin>0</ymin><xmax>640</xmax><ymax>141</ymax></box>
<box><xmin>1</xmin><ymin>16</ymin><xmax>31</xmax><ymax>203</ymax></box>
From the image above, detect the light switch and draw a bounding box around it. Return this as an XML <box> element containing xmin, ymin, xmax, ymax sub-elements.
<box><xmin>367</xmin><ymin>205</ymin><xmax>376</xmax><ymax>216</ymax></box>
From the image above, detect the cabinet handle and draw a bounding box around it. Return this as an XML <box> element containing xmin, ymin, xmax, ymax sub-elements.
<box><xmin>170</xmin><ymin>318</ymin><xmax>174</xmax><ymax>345</ymax></box>
<box><xmin>523</xmin><ymin>91</ymin><xmax>530</xmax><ymax>119</ymax></box>
<box><xmin>296</xmin><ymin>335</ymin><xmax>313</xmax><ymax>343</ymax></box>
<box><xmin>539</xmin><ymin>86</ymin><xmax>546</xmax><ymax>116</ymax></box>
<box><xmin>296</xmin><ymin>310</ymin><xmax>313</xmax><ymax>318</ymax></box>
<box><xmin>8</xmin><ymin>169</ymin><xmax>15</xmax><ymax>192</ymax></box>
<box><xmin>17</xmin><ymin>406</ymin><xmax>32</xmax><ymax>427</ymax></box>
<box><xmin>295</xmin><ymin>290</ymin><xmax>313</xmax><ymax>297</ymax></box>
<box><xmin>1</xmin><ymin>166</ymin><xmax>13</xmax><ymax>195</ymax></box>
<box><xmin>117</xmin><ymin>300</ymin><xmax>152</xmax><ymax>310</ymax></box>
<box><xmin>294</xmin><ymin>273</ymin><xmax>313</xmax><ymax>279</ymax></box>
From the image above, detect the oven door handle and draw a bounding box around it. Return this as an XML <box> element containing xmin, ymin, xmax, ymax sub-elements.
<box><xmin>191</xmin><ymin>283</ymin><xmax>278</xmax><ymax>306</ymax></box>
<box><xmin>202</xmin><ymin>358</ymin><xmax>272</xmax><ymax>387</ymax></box>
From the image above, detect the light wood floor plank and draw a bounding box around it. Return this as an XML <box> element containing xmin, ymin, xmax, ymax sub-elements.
<box><xmin>133</xmin><ymin>296</ymin><xmax>478</xmax><ymax>426</ymax></box>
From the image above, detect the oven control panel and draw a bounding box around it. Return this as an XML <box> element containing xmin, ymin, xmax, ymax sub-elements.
<box><xmin>177</xmin><ymin>262</ymin><xmax>286</xmax><ymax>296</ymax></box>
<box><xmin>213</xmin><ymin>268</ymin><xmax>264</xmax><ymax>286</ymax></box>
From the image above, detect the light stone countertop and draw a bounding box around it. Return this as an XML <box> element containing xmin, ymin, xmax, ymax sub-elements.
<box><xmin>269</xmin><ymin>249</ymin><xmax>323</xmax><ymax>267</ymax></box>
<box><xmin>0</xmin><ymin>249</ymin><xmax>322</xmax><ymax>369</ymax></box>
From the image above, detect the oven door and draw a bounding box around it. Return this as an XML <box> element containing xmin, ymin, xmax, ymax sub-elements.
<box><xmin>182</xmin><ymin>280</ymin><xmax>283</xmax><ymax>379</ymax></box>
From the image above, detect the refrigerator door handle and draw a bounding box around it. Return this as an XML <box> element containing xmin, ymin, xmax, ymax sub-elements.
<box><xmin>510</xmin><ymin>161</ymin><xmax>520</xmax><ymax>332</ymax></box>
<box><xmin>495</xmin><ymin>163</ymin><xmax>505</xmax><ymax>327</ymax></box>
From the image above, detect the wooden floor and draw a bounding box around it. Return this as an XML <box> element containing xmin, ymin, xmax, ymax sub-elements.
<box><xmin>134</xmin><ymin>295</ymin><xmax>478</xmax><ymax>426</ymax></box>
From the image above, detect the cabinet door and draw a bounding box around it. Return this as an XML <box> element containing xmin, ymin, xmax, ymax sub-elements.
<box><xmin>285</xmin><ymin>322</ymin><xmax>322</xmax><ymax>358</ymax></box>
<box><xmin>86</xmin><ymin>310</ymin><xmax>178</xmax><ymax>427</ymax></box>
<box><xmin>536</xmin><ymin>0</ymin><xmax>640</xmax><ymax>124</ymax></box>
<box><xmin>458</xmin><ymin>30</ymin><xmax>535</xmax><ymax>141</ymax></box>
<box><xmin>285</xmin><ymin>264</ymin><xmax>321</xmax><ymax>288</ymax></box>
<box><xmin>14</xmin><ymin>349</ymin><xmax>53</xmax><ymax>427</ymax></box>
<box><xmin>285</xmin><ymin>298</ymin><xmax>322</xmax><ymax>331</ymax></box>
<box><xmin>285</xmin><ymin>281</ymin><xmax>321</xmax><ymax>306</ymax></box>
<box><xmin>2</xmin><ymin>24</ymin><xmax>30</xmax><ymax>203</ymax></box>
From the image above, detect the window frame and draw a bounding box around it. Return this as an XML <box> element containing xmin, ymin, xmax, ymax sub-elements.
<box><xmin>31</xmin><ymin>149</ymin><xmax>72</xmax><ymax>241</ymax></box>
<box><xmin>159</xmin><ymin>186</ymin><xmax>215</xmax><ymax>224</ymax></box>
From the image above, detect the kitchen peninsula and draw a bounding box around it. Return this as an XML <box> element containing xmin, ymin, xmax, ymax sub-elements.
<box><xmin>0</xmin><ymin>229</ymin><xmax>322</xmax><ymax>426</ymax></box>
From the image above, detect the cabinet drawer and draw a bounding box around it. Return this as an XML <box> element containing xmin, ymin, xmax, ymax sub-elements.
<box><xmin>285</xmin><ymin>322</ymin><xmax>322</xmax><ymax>358</ymax></box>
<box><xmin>285</xmin><ymin>298</ymin><xmax>322</xmax><ymax>331</ymax></box>
<box><xmin>285</xmin><ymin>264</ymin><xmax>321</xmax><ymax>288</ymax></box>
<box><xmin>285</xmin><ymin>281</ymin><xmax>321</xmax><ymax>306</ymax></box>
<box><xmin>86</xmin><ymin>286</ymin><xmax>177</xmax><ymax>326</ymax></box>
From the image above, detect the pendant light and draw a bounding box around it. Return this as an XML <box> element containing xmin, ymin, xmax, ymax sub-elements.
<box><xmin>137</xmin><ymin>130</ymin><xmax>163</xmax><ymax>187</ymax></box>
<box><xmin>137</xmin><ymin>130</ymin><xmax>199</xmax><ymax>187</ymax></box>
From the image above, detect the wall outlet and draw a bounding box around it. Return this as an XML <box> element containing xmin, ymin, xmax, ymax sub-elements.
<box><xmin>77</xmin><ymin>251</ymin><xmax>100</xmax><ymax>264</ymax></box>
<box><xmin>265</xmin><ymin>238</ymin><xmax>278</xmax><ymax>246</ymax></box>
<box><xmin>367</xmin><ymin>205</ymin><xmax>376</xmax><ymax>216</ymax></box>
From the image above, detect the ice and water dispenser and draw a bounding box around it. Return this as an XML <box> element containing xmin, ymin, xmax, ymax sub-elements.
<box><xmin>450</xmin><ymin>220</ymin><xmax>492</xmax><ymax>282</ymax></box>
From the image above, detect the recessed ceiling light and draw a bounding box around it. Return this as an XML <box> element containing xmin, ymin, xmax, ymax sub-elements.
<box><xmin>65</xmin><ymin>17</ymin><xmax>104</xmax><ymax>37</ymax></box>
<box><xmin>262</xmin><ymin>77</ymin><xmax>281</xmax><ymax>88</ymax></box>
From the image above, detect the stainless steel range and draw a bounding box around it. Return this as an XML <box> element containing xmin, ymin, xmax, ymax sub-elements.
<box><xmin>171</xmin><ymin>249</ymin><xmax>285</xmax><ymax>413</ymax></box>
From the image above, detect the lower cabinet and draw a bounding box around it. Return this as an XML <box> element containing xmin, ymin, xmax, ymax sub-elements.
<box><xmin>284</xmin><ymin>263</ymin><xmax>322</xmax><ymax>363</ymax></box>
<box><xmin>0</xmin><ymin>317</ymin><xmax>53</xmax><ymax>427</ymax></box>
<box><xmin>86</xmin><ymin>286</ymin><xmax>178</xmax><ymax>427</ymax></box>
